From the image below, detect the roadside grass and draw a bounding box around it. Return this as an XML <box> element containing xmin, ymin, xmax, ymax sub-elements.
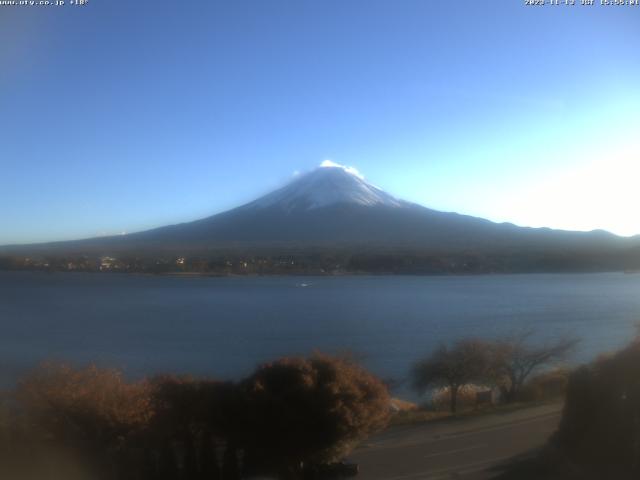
<box><xmin>390</xmin><ymin>369</ymin><xmax>569</xmax><ymax>427</ymax></box>
<box><xmin>389</xmin><ymin>398</ymin><xmax>563</xmax><ymax>427</ymax></box>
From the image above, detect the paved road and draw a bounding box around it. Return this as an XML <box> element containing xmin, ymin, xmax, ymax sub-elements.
<box><xmin>349</xmin><ymin>403</ymin><xmax>562</xmax><ymax>480</ymax></box>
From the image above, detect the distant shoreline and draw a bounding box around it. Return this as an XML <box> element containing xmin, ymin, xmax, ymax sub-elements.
<box><xmin>0</xmin><ymin>267</ymin><xmax>628</xmax><ymax>279</ymax></box>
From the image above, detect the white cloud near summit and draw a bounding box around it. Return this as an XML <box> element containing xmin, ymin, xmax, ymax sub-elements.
<box><xmin>319</xmin><ymin>160</ymin><xmax>365</xmax><ymax>179</ymax></box>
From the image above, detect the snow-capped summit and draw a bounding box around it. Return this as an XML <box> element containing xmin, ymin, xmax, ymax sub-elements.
<box><xmin>243</xmin><ymin>161</ymin><xmax>404</xmax><ymax>212</ymax></box>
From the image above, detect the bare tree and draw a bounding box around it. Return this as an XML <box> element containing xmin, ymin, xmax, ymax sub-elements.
<box><xmin>490</xmin><ymin>331</ymin><xmax>577</xmax><ymax>402</ymax></box>
<box><xmin>411</xmin><ymin>339</ymin><xmax>491</xmax><ymax>413</ymax></box>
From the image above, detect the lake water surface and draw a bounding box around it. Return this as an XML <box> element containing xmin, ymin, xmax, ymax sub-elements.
<box><xmin>1</xmin><ymin>271</ymin><xmax>639</xmax><ymax>395</ymax></box>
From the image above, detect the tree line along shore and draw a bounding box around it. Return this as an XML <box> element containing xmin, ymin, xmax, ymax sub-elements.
<box><xmin>2</xmin><ymin>245</ymin><xmax>639</xmax><ymax>276</ymax></box>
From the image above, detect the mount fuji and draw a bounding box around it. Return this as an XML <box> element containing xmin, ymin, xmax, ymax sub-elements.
<box><xmin>243</xmin><ymin>161</ymin><xmax>405</xmax><ymax>212</ymax></box>
<box><xmin>2</xmin><ymin>162</ymin><xmax>637</xmax><ymax>271</ymax></box>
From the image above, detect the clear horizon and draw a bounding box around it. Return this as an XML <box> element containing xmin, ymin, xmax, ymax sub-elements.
<box><xmin>1</xmin><ymin>1</ymin><xmax>639</xmax><ymax>244</ymax></box>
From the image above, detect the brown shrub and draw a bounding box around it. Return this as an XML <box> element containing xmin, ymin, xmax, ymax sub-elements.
<box><xmin>15</xmin><ymin>363</ymin><xmax>153</xmax><ymax>479</ymax></box>
<box><xmin>17</xmin><ymin>363</ymin><xmax>152</xmax><ymax>446</ymax></box>
<box><xmin>239</xmin><ymin>353</ymin><xmax>390</xmax><ymax>474</ymax></box>
<box><xmin>11</xmin><ymin>355</ymin><xmax>390</xmax><ymax>479</ymax></box>
<box><xmin>15</xmin><ymin>366</ymin><xmax>239</xmax><ymax>480</ymax></box>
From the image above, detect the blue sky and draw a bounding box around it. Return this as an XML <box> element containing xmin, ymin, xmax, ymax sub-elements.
<box><xmin>1</xmin><ymin>0</ymin><xmax>639</xmax><ymax>245</ymax></box>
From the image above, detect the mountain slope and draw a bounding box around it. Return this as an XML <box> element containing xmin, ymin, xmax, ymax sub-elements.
<box><xmin>1</xmin><ymin>163</ymin><xmax>636</xmax><ymax>259</ymax></box>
